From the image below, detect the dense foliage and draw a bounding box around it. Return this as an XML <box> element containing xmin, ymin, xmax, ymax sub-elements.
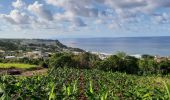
<box><xmin>0</xmin><ymin>67</ymin><xmax>170</xmax><ymax>100</ymax></box>
<box><xmin>1</xmin><ymin>51</ymin><xmax>170</xmax><ymax>75</ymax></box>
<box><xmin>1</xmin><ymin>52</ymin><xmax>170</xmax><ymax>99</ymax></box>
<box><xmin>49</xmin><ymin>52</ymin><xmax>100</xmax><ymax>69</ymax></box>
<box><xmin>49</xmin><ymin>52</ymin><xmax>170</xmax><ymax>75</ymax></box>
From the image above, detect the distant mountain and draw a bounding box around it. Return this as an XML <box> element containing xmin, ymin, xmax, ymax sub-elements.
<box><xmin>0</xmin><ymin>39</ymin><xmax>84</xmax><ymax>52</ymax></box>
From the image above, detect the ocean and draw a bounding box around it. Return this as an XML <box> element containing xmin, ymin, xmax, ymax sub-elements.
<box><xmin>59</xmin><ymin>36</ymin><xmax>170</xmax><ymax>56</ymax></box>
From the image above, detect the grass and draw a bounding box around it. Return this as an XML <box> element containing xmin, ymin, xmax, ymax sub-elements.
<box><xmin>0</xmin><ymin>63</ymin><xmax>37</xmax><ymax>69</ymax></box>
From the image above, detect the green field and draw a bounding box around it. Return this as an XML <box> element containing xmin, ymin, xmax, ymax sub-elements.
<box><xmin>0</xmin><ymin>67</ymin><xmax>170</xmax><ymax>99</ymax></box>
<box><xmin>0</xmin><ymin>63</ymin><xmax>37</xmax><ymax>69</ymax></box>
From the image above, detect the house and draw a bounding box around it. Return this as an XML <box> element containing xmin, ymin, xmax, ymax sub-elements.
<box><xmin>5</xmin><ymin>51</ymin><xmax>16</xmax><ymax>56</ymax></box>
<box><xmin>91</xmin><ymin>52</ymin><xmax>111</xmax><ymax>60</ymax></box>
<box><xmin>24</xmin><ymin>51</ymin><xmax>51</xmax><ymax>59</ymax></box>
<box><xmin>73</xmin><ymin>51</ymin><xmax>81</xmax><ymax>55</ymax></box>
<box><xmin>0</xmin><ymin>50</ymin><xmax>5</xmax><ymax>55</ymax></box>
<box><xmin>25</xmin><ymin>51</ymin><xmax>43</xmax><ymax>59</ymax></box>
<box><xmin>5</xmin><ymin>56</ymin><xmax>16</xmax><ymax>59</ymax></box>
<box><xmin>42</xmin><ymin>52</ymin><xmax>51</xmax><ymax>59</ymax></box>
<box><xmin>154</xmin><ymin>56</ymin><xmax>168</xmax><ymax>63</ymax></box>
<box><xmin>98</xmin><ymin>53</ymin><xmax>110</xmax><ymax>60</ymax></box>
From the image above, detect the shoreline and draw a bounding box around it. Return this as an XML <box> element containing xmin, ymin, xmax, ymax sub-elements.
<box><xmin>87</xmin><ymin>51</ymin><xmax>170</xmax><ymax>59</ymax></box>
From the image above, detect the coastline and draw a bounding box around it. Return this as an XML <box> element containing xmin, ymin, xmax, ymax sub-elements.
<box><xmin>59</xmin><ymin>37</ymin><xmax>170</xmax><ymax>57</ymax></box>
<box><xmin>87</xmin><ymin>50</ymin><xmax>170</xmax><ymax>60</ymax></box>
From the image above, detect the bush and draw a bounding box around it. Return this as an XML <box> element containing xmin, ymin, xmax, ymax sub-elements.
<box><xmin>73</xmin><ymin>52</ymin><xmax>101</xmax><ymax>69</ymax></box>
<box><xmin>141</xmin><ymin>54</ymin><xmax>154</xmax><ymax>59</ymax></box>
<box><xmin>138</xmin><ymin>59</ymin><xmax>158</xmax><ymax>75</ymax></box>
<box><xmin>159</xmin><ymin>60</ymin><xmax>170</xmax><ymax>75</ymax></box>
<box><xmin>98</xmin><ymin>55</ymin><xmax>124</xmax><ymax>72</ymax></box>
<box><xmin>49</xmin><ymin>53</ymin><xmax>76</xmax><ymax>68</ymax></box>
<box><xmin>40</xmin><ymin>62</ymin><xmax>48</xmax><ymax>68</ymax></box>
<box><xmin>49</xmin><ymin>52</ymin><xmax>170</xmax><ymax>75</ymax></box>
<box><xmin>124</xmin><ymin>56</ymin><xmax>139</xmax><ymax>74</ymax></box>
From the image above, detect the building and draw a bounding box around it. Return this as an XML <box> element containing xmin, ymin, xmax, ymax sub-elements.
<box><xmin>5</xmin><ymin>56</ymin><xmax>16</xmax><ymax>59</ymax></box>
<box><xmin>91</xmin><ymin>52</ymin><xmax>111</xmax><ymax>60</ymax></box>
<box><xmin>5</xmin><ymin>51</ymin><xmax>16</xmax><ymax>56</ymax></box>
<box><xmin>73</xmin><ymin>51</ymin><xmax>81</xmax><ymax>55</ymax></box>
<box><xmin>24</xmin><ymin>51</ymin><xmax>51</xmax><ymax>59</ymax></box>
<box><xmin>25</xmin><ymin>51</ymin><xmax>43</xmax><ymax>59</ymax></box>
<box><xmin>0</xmin><ymin>50</ymin><xmax>5</xmax><ymax>53</ymax></box>
<box><xmin>154</xmin><ymin>56</ymin><xmax>168</xmax><ymax>63</ymax></box>
<box><xmin>0</xmin><ymin>50</ymin><xmax>5</xmax><ymax>57</ymax></box>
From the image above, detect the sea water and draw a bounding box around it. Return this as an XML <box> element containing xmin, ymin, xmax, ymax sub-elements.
<box><xmin>59</xmin><ymin>36</ymin><xmax>170</xmax><ymax>56</ymax></box>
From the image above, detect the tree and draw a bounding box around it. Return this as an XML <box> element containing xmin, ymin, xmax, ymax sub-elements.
<box><xmin>148</xmin><ymin>59</ymin><xmax>158</xmax><ymax>74</ymax></box>
<box><xmin>141</xmin><ymin>54</ymin><xmax>154</xmax><ymax>59</ymax></box>
<box><xmin>49</xmin><ymin>53</ymin><xmax>75</xmax><ymax>68</ymax></box>
<box><xmin>99</xmin><ymin>55</ymin><xmax>124</xmax><ymax>72</ymax></box>
<box><xmin>138</xmin><ymin>59</ymin><xmax>157</xmax><ymax>75</ymax></box>
<box><xmin>98</xmin><ymin>59</ymin><xmax>114</xmax><ymax>71</ymax></box>
<box><xmin>116</xmin><ymin>51</ymin><xmax>127</xmax><ymax>59</ymax></box>
<box><xmin>124</xmin><ymin>56</ymin><xmax>139</xmax><ymax>74</ymax></box>
<box><xmin>0</xmin><ymin>58</ymin><xmax>3</xmax><ymax>63</ymax></box>
<box><xmin>73</xmin><ymin>52</ymin><xmax>100</xmax><ymax>69</ymax></box>
<box><xmin>158</xmin><ymin>60</ymin><xmax>170</xmax><ymax>75</ymax></box>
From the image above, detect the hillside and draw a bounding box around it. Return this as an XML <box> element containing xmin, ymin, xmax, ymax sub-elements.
<box><xmin>0</xmin><ymin>39</ymin><xmax>84</xmax><ymax>52</ymax></box>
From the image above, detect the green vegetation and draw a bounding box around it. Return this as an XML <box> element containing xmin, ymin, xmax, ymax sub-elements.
<box><xmin>0</xmin><ymin>67</ymin><xmax>170</xmax><ymax>99</ymax></box>
<box><xmin>0</xmin><ymin>58</ymin><xmax>42</xmax><ymax>65</ymax></box>
<box><xmin>48</xmin><ymin>52</ymin><xmax>170</xmax><ymax>75</ymax></box>
<box><xmin>0</xmin><ymin>63</ymin><xmax>37</xmax><ymax>69</ymax></box>
<box><xmin>0</xmin><ymin>39</ymin><xmax>84</xmax><ymax>52</ymax></box>
<box><xmin>1</xmin><ymin>52</ymin><xmax>170</xmax><ymax>99</ymax></box>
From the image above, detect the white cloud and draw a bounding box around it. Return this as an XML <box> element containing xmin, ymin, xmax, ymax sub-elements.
<box><xmin>54</xmin><ymin>11</ymin><xmax>86</xmax><ymax>27</ymax></box>
<box><xmin>152</xmin><ymin>13</ymin><xmax>170</xmax><ymax>24</ymax></box>
<box><xmin>95</xmin><ymin>19</ymin><xmax>104</xmax><ymax>25</ymax></box>
<box><xmin>46</xmin><ymin>0</ymin><xmax>100</xmax><ymax>17</ymax></box>
<box><xmin>28</xmin><ymin>1</ymin><xmax>53</xmax><ymax>21</ymax></box>
<box><xmin>2</xmin><ymin>0</ymin><xmax>170</xmax><ymax>33</ymax></box>
<box><xmin>104</xmin><ymin>0</ymin><xmax>170</xmax><ymax>13</ymax></box>
<box><xmin>1</xmin><ymin>9</ymin><xmax>33</xmax><ymax>25</ymax></box>
<box><xmin>12</xmin><ymin>0</ymin><xmax>26</xmax><ymax>9</ymax></box>
<box><xmin>46</xmin><ymin>0</ymin><xmax>170</xmax><ymax>21</ymax></box>
<box><xmin>0</xmin><ymin>9</ymin><xmax>50</xmax><ymax>30</ymax></box>
<box><xmin>71</xmin><ymin>17</ymin><xmax>86</xmax><ymax>27</ymax></box>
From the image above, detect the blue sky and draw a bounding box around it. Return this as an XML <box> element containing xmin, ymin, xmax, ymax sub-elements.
<box><xmin>0</xmin><ymin>0</ymin><xmax>170</xmax><ymax>38</ymax></box>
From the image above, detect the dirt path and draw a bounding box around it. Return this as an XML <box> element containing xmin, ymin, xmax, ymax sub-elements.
<box><xmin>0</xmin><ymin>68</ymin><xmax>48</xmax><ymax>76</ymax></box>
<box><xmin>22</xmin><ymin>69</ymin><xmax>48</xmax><ymax>76</ymax></box>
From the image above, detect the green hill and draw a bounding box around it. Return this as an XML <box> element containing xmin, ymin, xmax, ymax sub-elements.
<box><xmin>0</xmin><ymin>39</ymin><xmax>84</xmax><ymax>52</ymax></box>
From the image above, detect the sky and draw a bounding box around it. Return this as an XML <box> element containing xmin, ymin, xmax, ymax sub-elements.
<box><xmin>0</xmin><ymin>0</ymin><xmax>170</xmax><ymax>38</ymax></box>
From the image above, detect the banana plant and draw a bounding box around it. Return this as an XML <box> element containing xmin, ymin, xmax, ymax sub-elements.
<box><xmin>72</xmin><ymin>80</ymin><xmax>78</xmax><ymax>94</ymax></box>
<box><xmin>100</xmin><ymin>91</ymin><xmax>108</xmax><ymax>100</ymax></box>
<box><xmin>63</xmin><ymin>84</ymin><xmax>71</xmax><ymax>96</ymax></box>
<box><xmin>0</xmin><ymin>83</ymin><xmax>10</xmax><ymax>100</ymax></box>
<box><xmin>89</xmin><ymin>80</ymin><xmax>93</xmax><ymax>94</ymax></box>
<box><xmin>48</xmin><ymin>82</ymin><xmax>56</xmax><ymax>100</ymax></box>
<box><xmin>86</xmin><ymin>80</ymin><xmax>95</xmax><ymax>99</ymax></box>
<box><xmin>163</xmin><ymin>81</ymin><xmax>170</xmax><ymax>99</ymax></box>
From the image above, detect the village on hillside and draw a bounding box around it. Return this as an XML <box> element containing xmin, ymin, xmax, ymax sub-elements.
<box><xmin>1</xmin><ymin>47</ymin><xmax>170</xmax><ymax>64</ymax></box>
<box><xmin>0</xmin><ymin>39</ymin><xmax>85</xmax><ymax>60</ymax></box>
